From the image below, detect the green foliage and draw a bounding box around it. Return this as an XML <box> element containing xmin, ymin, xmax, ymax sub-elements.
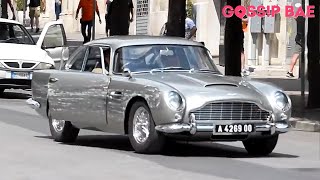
<box><xmin>15</xmin><ymin>0</ymin><xmax>26</xmax><ymax>11</ymax></box>
<box><xmin>186</xmin><ymin>0</ymin><xmax>194</xmax><ymax>18</ymax></box>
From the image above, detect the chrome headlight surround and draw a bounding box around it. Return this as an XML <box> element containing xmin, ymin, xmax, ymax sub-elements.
<box><xmin>274</xmin><ymin>91</ymin><xmax>290</xmax><ymax>111</ymax></box>
<box><xmin>165</xmin><ymin>91</ymin><xmax>184</xmax><ymax>111</ymax></box>
<box><xmin>34</xmin><ymin>62</ymin><xmax>55</xmax><ymax>70</ymax></box>
<box><xmin>0</xmin><ymin>62</ymin><xmax>5</xmax><ymax>69</ymax></box>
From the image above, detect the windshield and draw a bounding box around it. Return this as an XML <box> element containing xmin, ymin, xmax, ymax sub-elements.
<box><xmin>113</xmin><ymin>45</ymin><xmax>219</xmax><ymax>73</ymax></box>
<box><xmin>0</xmin><ymin>22</ymin><xmax>34</xmax><ymax>45</ymax></box>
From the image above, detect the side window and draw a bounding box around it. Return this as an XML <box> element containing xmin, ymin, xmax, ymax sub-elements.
<box><xmin>84</xmin><ymin>46</ymin><xmax>102</xmax><ymax>73</ymax></box>
<box><xmin>113</xmin><ymin>48</ymin><xmax>124</xmax><ymax>73</ymax></box>
<box><xmin>69</xmin><ymin>47</ymin><xmax>87</xmax><ymax>70</ymax></box>
<box><xmin>42</xmin><ymin>24</ymin><xmax>64</xmax><ymax>48</ymax></box>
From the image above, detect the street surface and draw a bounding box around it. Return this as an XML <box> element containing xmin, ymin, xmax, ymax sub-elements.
<box><xmin>0</xmin><ymin>89</ymin><xmax>320</xmax><ymax>180</ymax></box>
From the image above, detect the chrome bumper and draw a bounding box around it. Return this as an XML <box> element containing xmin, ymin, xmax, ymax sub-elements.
<box><xmin>26</xmin><ymin>98</ymin><xmax>40</xmax><ymax>109</ymax></box>
<box><xmin>155</xmin><ymin>113</ymin><xmax>290</xmax><ymax>135</ymax></box>
<box><xmin>155</xmin><ymin>122</ymin><xmax>290</xmax><ymax>135</ymax></box>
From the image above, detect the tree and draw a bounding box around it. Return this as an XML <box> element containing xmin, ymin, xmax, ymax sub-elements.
<box><xmin>166</xmin><ymin>0</ymin><xmax>186</xmax><ymax>37</ymax></box>
<box><xmin>224</xmin><ymin>0</ymin><xmax>242</xmax><ymax>76</ymax></box>
<box><xmin>307</xmin><ymin>0</ymin><xmax>320</xmax><ymax>108</ymax></box>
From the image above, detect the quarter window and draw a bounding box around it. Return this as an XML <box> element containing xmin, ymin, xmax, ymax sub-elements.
<box><xmin>69</xmin><ymin>46</ymin><xmax>87</xmax><ymax>71</ymax></box>
<box><xmin>84</xmin><ymin>46</ymin><xmax>102</xmax><ymax>72</ymax></box>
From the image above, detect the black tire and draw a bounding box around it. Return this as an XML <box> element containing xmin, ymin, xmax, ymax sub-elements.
<box><xmin>0</xmin><ymin>88</ymin><xmax>4</xmax><ymax>96</ymax></box>
<box><xmin>128</xmin><ymin>101</ymin><xmax>166</xmax><ymax>154</ymax></box>
<box><xmin>48</xmin><ymin>108</ymin><xmax>80</xmax><ymax>143</ymax></box>
<box><xmin>243</xmin><ymin>135</ymin><xmax>279</xmax><ymax>156</ymax></box>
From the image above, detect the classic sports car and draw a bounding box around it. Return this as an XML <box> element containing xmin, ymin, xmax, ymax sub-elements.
<box><xmin>27</xmin><ymin>36</ymin><xmax>291</xmax><ymax>155</ymax></box>
<box><xmin>0</xmin><ymin>18</ymin><xmax>69</xmax><ymax>94</ymax></box>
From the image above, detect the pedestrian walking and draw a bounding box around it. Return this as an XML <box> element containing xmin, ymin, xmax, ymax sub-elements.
<box><xmin>287</xmin><ymin>4</ymin><xmax>305</xmax><ymax>78</ymax></box>
<box><xmin>105</xmin><ymin>0</ymin><xmax>112</xmax><ymax>37</ymax></box>
<box><xmin>108</xmin><ymin>0</ymin><xmax>134</xmax><ymax>36</ymax></box>
<box><xmin>0</xmin><ymin>0</ymin><xmax>16</xmax><ymax>20</ymax></box>
<box><xmin>185</xmin><ymin>17</ymin><xmax>197</xmax><ymax>40</ymax></box>
<box><xmin>29</xmin><ymin>0</ymin><xmax>43</xmax><ymax>33</ymax></box>
<box><xmin>76</xmin><ymin>0</ymin><xmax>102</xmax><ymax>44</ymax></box>
<box><xmin>241</xmin><ymin>15</ymin><xmax>248</xmax><ymax>71</ymax></box>
<box><xmin>55</xmin><ymin>0</ymin><xmax>62</xmax><ymax>20</ymax></box>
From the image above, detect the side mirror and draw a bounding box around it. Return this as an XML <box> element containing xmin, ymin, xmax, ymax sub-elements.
<box><xmin>123</xmin><ymin>68</ymin><xmax>132</xmax><ymax>79</ymax></box>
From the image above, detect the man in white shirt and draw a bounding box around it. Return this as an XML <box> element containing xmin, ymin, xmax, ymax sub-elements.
<box><xmin>185</xmin><ymin>17</ymin><xmax>197</xmax><ymax>40</ymax></box>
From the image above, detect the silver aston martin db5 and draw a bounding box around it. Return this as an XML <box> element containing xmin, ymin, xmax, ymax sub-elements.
<box><xmin>27</xmin><ymin>36</ymin><xmax>291</xmax><ymax>155</ymax></box>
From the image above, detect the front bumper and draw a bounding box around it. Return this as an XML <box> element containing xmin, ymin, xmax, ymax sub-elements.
<box><xmin>155</xmin><ymin>113</ymin><xmax>291</xmax><ymax>136</ymax></box>
<box><xmin>0</xmin><ymin>70</ymin><xmax>33</xmax><ymax>89</ymax></box>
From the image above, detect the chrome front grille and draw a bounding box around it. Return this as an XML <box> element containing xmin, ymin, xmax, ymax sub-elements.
<box><xmin>2</xmin><ymin>61</ymin><xmax>36</xmax><ymax>69</ymax></box>
<box><xmin>4</xmin><ymin>62</ymin><xmax>19</xmax><ymax>68</ymax></box>
<box><xmin>192</xmin><ymin>102</ymin><xmax>270</xmax><ymax>121</ymax></box>
<box><xmin>22</xmin><ymin>62</ymin><xmax>36</xmax><ymax>68</ymax></box>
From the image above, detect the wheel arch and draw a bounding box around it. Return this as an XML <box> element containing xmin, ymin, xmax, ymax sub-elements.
<box><xmin>124</xmin><ymin>96</ymin><xmax>149</xmax><ymax>134</ymax></box>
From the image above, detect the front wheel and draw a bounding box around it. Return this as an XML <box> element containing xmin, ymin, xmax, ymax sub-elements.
<box><xmin>243</xmin><ymin>135</ymin><xmax>279</xmax><ymax>156</ymax></box>
<box><xmin>48</xmin><ymin>108</ymin><xmax>80</xmax><ymax>143</ymax></box>
<box><xmin>128</xmin><ymin>101</ymin><xmax>166</xmax><ymax>154</ymax></box>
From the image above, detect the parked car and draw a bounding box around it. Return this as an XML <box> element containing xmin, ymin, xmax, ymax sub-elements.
<box><xmin>27</xmin><ymin>36</ymin><xmax>292</xmax><ymax>155</ymax></box>
<box><xmin>0</xmin><ymin>18</ymin><xmax>68</xmax><ymax>94</ymax></box>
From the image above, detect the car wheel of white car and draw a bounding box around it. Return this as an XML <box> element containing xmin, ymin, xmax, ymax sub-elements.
<box><xmin>48</xmin><ymin>108</ymin><xmax>80</xmax><ymax>143</ymax></box>
<box><xmin>128</xmin><ymin>101</ymin><xmax>166</xmax><ymax>154</ymax></box>
<box><xmin>0</xmin><ymin>88</ymin><xmax>4</xmax><ymax>95</ymax></box>
<box><xmin>243</xmin><ymin>135</ymin><xmax>279</xmax><ymax>156</ymax></box>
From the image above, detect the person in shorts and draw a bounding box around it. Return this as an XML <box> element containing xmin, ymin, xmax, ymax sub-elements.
<box><xmin>29</xmin><ymin>0</ymin><xmax>42</xmax><ymax>33</ymax></box>
<box><xmin>287</xmin><ymin>14</ymin><xmax>305</xmax><ymax>77</ymax></box>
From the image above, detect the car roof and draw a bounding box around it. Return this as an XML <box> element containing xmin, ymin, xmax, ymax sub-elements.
<box><xmin>87</xmin><ymin>35</ymin><xmax>204</xmax><ymax>49</ymax></box>
<box><xmin>0</xmin><ymin>18</ymin><xmax>22</xmax><ymax>25</ymax></box>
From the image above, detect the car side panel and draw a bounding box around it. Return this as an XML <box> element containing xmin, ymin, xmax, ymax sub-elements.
<box><xmin>107</xmin><ymin>76</ymin><xmax>180</xmax><ymax>134</ymax></box>
<box><xmin>31</xmin><ymin>70</ymin><xmax>53</xmax><ymax>118</ymax></box>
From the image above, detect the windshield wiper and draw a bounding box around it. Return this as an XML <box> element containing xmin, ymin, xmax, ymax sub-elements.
<box><xmin>150</xmin><ymin>67</ymin><xmax>186</xmax><ymax>73</ymax></box>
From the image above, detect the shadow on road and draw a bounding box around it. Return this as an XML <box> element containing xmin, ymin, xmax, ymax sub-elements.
<box><xmin>35</xmin><ymin>135</ymin><xmax>299</xmax><ymax>158</ymax></box>
<box><xmin>0</xmin><ymin>90</ymin><xmax>31</xmax><ymax>100</ymax></box>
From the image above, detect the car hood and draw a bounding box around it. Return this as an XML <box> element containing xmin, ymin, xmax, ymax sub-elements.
<box><xmin>135</xmin><ymin>72</ymin><xmax>273</xmax><ymax>110</ymax></box>
<box><xmin>0</xmin><ymin>43</ymin><xmax>52</xmax><ymax>63</ymax></box>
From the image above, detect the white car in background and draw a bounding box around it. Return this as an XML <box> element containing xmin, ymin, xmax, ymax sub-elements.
<box><xmin>0</xmin><ymin>18</ymin><xmax>69</xmax><ymax>95</ymax></box>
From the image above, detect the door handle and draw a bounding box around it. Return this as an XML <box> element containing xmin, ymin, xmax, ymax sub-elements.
<box><xmin>49</xmin><ymin>77</ymin><xmax>59</xmax><ymax>83</ymax></box>
<box><xmin>110</xmin><ymin>91</ymin><xmax>123</xmax><ymax>97</ymax></box>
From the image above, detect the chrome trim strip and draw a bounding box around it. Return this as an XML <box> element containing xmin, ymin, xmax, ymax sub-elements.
<box><xmin>26</xmin><ymin>98</ymin><xmax>40</xmax><ymax>109</ymax></box>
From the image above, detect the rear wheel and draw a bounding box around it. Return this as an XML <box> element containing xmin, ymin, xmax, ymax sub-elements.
<box><xmin>243</xmin><ymin>135</ymin><xmax>279</xmax><ymax>156</ymax></box>
<box><xmin>128</xmin><ymin>101</ymin><xmax>166</xmax><ymax>154</ymax></box>
<box><xmin>48</xmin><ymin>108</ymin><xmax>80</xmax><ymax>143</ymax></box>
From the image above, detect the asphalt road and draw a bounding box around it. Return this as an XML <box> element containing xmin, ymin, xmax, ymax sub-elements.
<box><xmin>0</xmin><ymin>89</ymin><xmax>320</xmax><ymax>180</ymax></box>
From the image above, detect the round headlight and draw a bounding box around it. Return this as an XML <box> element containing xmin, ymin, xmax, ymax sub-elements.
<box><xmin>166</xmin><ymin>91</ymin><xmax>183</xmax><ymax>110</ymax></box>
<box><xmin>275</xmin><ymin>91</ymin><xmax>289</xmax><ymax>110</ymax></box>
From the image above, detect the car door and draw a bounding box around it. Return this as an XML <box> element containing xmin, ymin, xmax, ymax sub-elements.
<box><xmin>50</xmin><ymin>45</ymin><xmax>111</xmax><ymax>130</ymax></box>
<box><xmin>36</xmin><ymin>21</ymin><xmax>69</xmax><ymax>70</ymax></box>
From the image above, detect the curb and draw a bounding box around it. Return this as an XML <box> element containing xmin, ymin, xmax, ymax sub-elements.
<box><xmin>290</xmin><ymin>118</ymin><xmax>320</xmax><ymax>132</ymax></box>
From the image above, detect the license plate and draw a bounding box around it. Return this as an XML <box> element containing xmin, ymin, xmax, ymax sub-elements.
<box><xmin>215</xmin><ymin>124</ymin><xmax>254</xmax><ymax>133</ymax></box>
<box><xmin>11</xmin><ymin>72</ymin><xmax>30</xmax><ymax>79</ymax></box>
